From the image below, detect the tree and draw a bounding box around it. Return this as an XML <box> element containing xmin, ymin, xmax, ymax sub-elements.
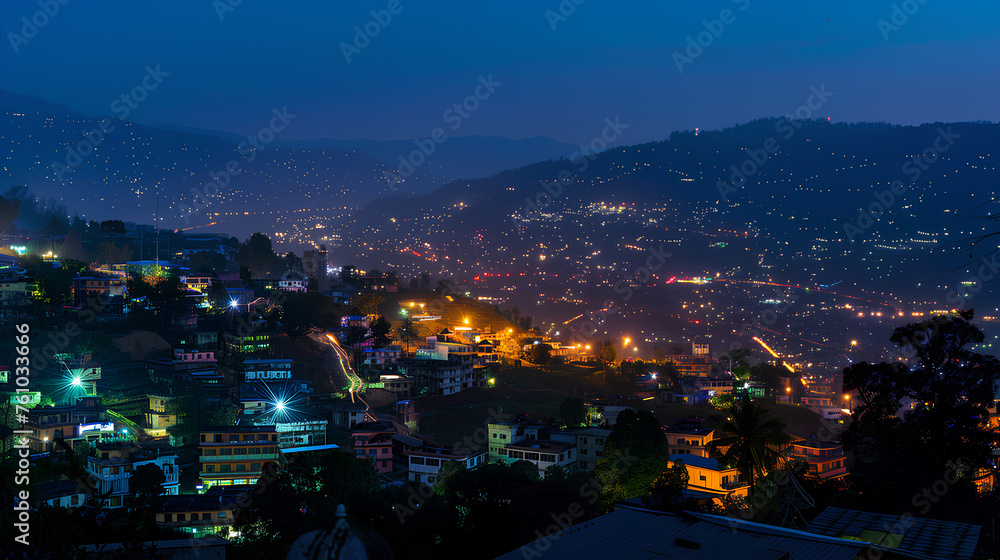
<box><xmin>371</xmin><ymin>315</ymin><xmax>392</xmax><ymax>349</ymax></box>
<box><xmin>600</xmin><ymin>341</ymin><xmax>618</xmax><ymax>364</ymax></box>
<box><xmin>189</xmin><ymin>250</ymin><xmax>227</xmax><ymax>275</ymax></box>
<box><xmin>238</xmin><ymin>233</ymin><xmax>283</xmax><ymax>278</ymax></box>
<box><xmin>558</xmin><ymin>397</ymin><xmax>586</xmax><ymax>427</ymax></box>
<box><xmin>721</xmin><ymin>348</ymin><xmax>752</xmax><ymax>374</ymax></box>
<box><xmin>526</xmin><ymin>343</ymin><xmax>552</xmax><ymax>365</ymax></box>
<box><xmin>283</xmin><ymin>251</ymin><xmax>303</xmax><ymax>274</ymax></box>
<box><xmin>593</xmin><ymin>409</ymin><xmax>668</xmax><ymax>512</ymax></box>
<box><xmin>710</xmin><ymin>396</ymin><xmax>791</xmax><ymax>506</ymax></box>
<box><xmin>841</xmin><ymin>310</ymin><xmax>998</xmax><ymax>512</ymax></box>
<box><xmin>642</xmin><ymin>459</ymin><xmax>689</xmax><ymax>512</ymax></box>
<box><xmin>129</xmin><ymin>463</ymin><xmax>166</xmax><ymax>533</ymax></box>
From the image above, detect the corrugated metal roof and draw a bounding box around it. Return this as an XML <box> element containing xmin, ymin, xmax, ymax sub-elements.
<box><xmin>805</xmin><ymin>507</ymin><xmax>981</xmax><ymax>560</ymax></box>
<box><xmin>494</xmin><ymin>505</ymin><xmax>871</xmax><ymax>560</ymax></box>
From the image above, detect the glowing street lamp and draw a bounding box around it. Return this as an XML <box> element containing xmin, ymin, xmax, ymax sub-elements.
<box><xmin>71</xmin><ymin>377</ymin><xmax>82</xmax><ymax>387</ymax></box>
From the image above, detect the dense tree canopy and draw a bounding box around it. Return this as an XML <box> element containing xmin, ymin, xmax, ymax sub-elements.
<box><xmin>841</xmin><ymin>310</ymin><xmax>998</xmax><ymax>513</ymax></box>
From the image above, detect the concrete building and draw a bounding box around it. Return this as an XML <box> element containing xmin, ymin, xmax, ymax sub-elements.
<box><xmin>86</xmin><ymin>443</ymin><xmax>180</xmax><ymax>508</ymax></box>
<box><xmin>789</xmin><ymin>439</ymin><xmax>848</xmax><ymax>481</ymax></box>
<box><xmin>303</xmin><ymin>247</ymin><xmax>328</xmax><ymax>291</ymax></box>
<box><xmin>551</xmin><ymin>428</ymin><xmax>612</xmax><ymax>471</ymax></box>
<box><xmin>243</xmin><ymin>358</ymin><xmax>293</xmax><ymax>382</ymax></box>
<box><xmin>198</xmin><ymin>425</ymin><xmax>280</xmax><ymax>490</ymax></box>
<box><xmin>667</xmin><ymin>454</ymin><xmax>749</xmax><ymax>503</ymax></box>
<box><xmin>406</xmin><ymin>444</ymin><xmax>487</xmax><ymax>485</ymax></box>
<box><xmin>505</xmin><ymin>439</ymin><xmax>578</xmax><ymax>478</ymax></box>
<box><xmin>352</xmin><ymin>421</ymin><xmax>395</xmax><ymax>474</ymax></box>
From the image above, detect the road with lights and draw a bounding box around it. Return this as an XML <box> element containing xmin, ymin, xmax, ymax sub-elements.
<box><xmin>312</xmin><ymin>332</ymin><xmax>365</xmax><ymax>399</ymax></box>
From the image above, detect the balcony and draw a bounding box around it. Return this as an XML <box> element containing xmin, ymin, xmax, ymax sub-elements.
<box><xmin>720</xmin><ymin>480</ymin><xmax>750</xmax><ymax>490</ymax></box>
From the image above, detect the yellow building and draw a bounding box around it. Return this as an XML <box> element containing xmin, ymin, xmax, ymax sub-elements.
<box><xmin>667</xmin><ymin>454</ymin><xmax>749</xmax><ymax>503</ymax></box>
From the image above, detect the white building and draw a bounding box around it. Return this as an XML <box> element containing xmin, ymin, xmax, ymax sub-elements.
<box><xmin>407</xmin><ymin>446</ymin><xmax>488</xmax><ymax>485</ymax></box>
<box><xmin>243</xmin><ymin>359</ymin><xmax>293</xmax><ymax>382</ymax></box>
<box><xmin>86</xmin><ymin>446</ymin><xmax>180</xmax><ymax>508</ymax></box>
<box><xmin>505</xmin><ymin>439</ymin><xmax>578</xmax><ymax>478</ymax></box>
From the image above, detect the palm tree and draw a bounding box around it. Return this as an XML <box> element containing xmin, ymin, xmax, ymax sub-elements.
<box><xmin>711</xmin><ymin>396</ymin><xmax>791</xmax><ymax>501</ymax></box>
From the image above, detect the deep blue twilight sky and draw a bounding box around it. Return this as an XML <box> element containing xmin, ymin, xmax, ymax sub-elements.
<box><xmin>2</xmin><ymin>0</ymin><xmax>998</xmax><ymax>145</ymax></box>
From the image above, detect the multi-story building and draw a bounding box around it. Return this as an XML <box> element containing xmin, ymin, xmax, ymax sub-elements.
<box><xmin>551</xmin><ymin>428</ymin><xmax>612</xmax><ymax>471</ymax></box>
<box><xmin>663</xmin><ymin>418</ymin><xmax>714</xmax><ymax>459</ymax></box>
<box><xmin>86</xmin><ymin>444</ymin><xmax>180</xmax><ymax>508</ymax></box>
<box><xmin>0</xmin><ymin>266</ymin><xmax>34</xmax><ymax>325</ymax></box>
<box><xmin>224</xmin><ymin>319</ymin><xmax>272</xmax><ymax>355</ymax></box>
<box><xmin>243</xmin><ymin>358</ymin><xmax>293</xmax><ymax>382</ymax></box>
<box><xmin>156</xmin><ymin>486</ymin><xmax>244</xmax><ymax>538</ymax></box>
<box><xmin>488</xmin><ymin>418</ymin><xmax>529</xmax><ymax>463</ymax></box>
<box><xmin>36</xmin><ymin>477</ymin><xmax>89</xmax><ymax>509</ymax></box>
<box><xmin>505</xmin><ymin>439</ymin><xmax>578</xmax><ymax>478</ymax></box>
<box><xmin>180</xmin><ymin>276</ymin><xmax>213</xmax><ymax>293</ymax></box>
<box><xmin>371</xmin><ymin>373</ymin><xmax>411</xmax><ymax>397</ymax></box>
<box><xmin>406</xmin><ymin>444</ymin><xmax>487</xmax><ymax>485</ymax></box>
<box><xmin>396</xmin><ymin>359</ymin><xmax>485</xmax><ymax>396</ymax></box>
<box><xmin>665</xmin><ymin>341</ymin><xmax>714</xmax><ymax>378</ymax></box>
<box><xmin>789</xmin><ymin>440</ymin><xmax>848</xmax><ymax>481</ymax></box>
<box><xmin>278</xmin><ymin>271</ymin><xmax>307</xmax><ymax>293</ymax></box>
<box><xmin>667</xmin><ymin>454</ymin><xmax>749</xmax><ymax>503</ymax></box>
<box><xmin>303</xmin><ymin>247</ymin><xmax>328</xmax><ymax>291</ymax></box>
<box><xmin>71</xmin><ymin>275</ymin><xmax>126</xmax><ymax>318</ymax></box>
<box><xmin>23</xmin><ymin>398</ymin><xmax>112</xmax><ymax>454</ymax></box>
<box><xmin>363</xmin><ymin>346</ymin><xmax>402</xmax><ymax>369</ymax></box>
<box><xmin>198</xmin><ymin>425</ymin><xmax>280</xmax><ymax>490</ymax></box>
<box><xmin>352</xmin><ymin>421</ymin><xmax>395</xmax><ymax>474</ymax></box>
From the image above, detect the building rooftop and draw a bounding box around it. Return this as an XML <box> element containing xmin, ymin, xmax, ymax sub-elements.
<box><xmin>669</xmin><ymin>454</ymin><xmax>728</xmax><ymax>471</ymax></box>
<box><xmin>506</xmin><ymin>439</ymin><xmax>575</xmax><ymax>453</ymax></box>
<box><xmin>805</xmin><ymin>506</ymin><xmax>981</xmax><ymax>560</ymax></box>
<box><xmin>495</xmin><ymin>505</ymin><xmax>879</xmax><ymax>560</ymax></box>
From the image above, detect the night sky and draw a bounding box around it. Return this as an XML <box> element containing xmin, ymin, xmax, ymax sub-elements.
<box><xmin>2</xmin><ymin>0</ymin><xmax>998</xmax><ymax>145</ymax></box>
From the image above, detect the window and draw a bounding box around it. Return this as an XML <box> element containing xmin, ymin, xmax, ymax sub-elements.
<box><xmin>492</xmin><ymin>433</ymin><xmax>497</xmax><ymax>439</ymax></box>
<box><xmin>206</xmin><ymin>465</ymin><xmax>215</xmax><ymax>473</ymax></box>
<box><xmin>165</xmin><ymin>514</ymin><xmax>173</xmax><ymax>522</ymax></box>
<box><xmin>229</xmin><ymin>434</ymin><xmax>241</xmax><ymax>443</ymax></box>
<box><xmin>202</xmin><ymin>513</ymin><xmax>211</xmax><ymax>521</ymax></box>
<box><xmin>71</xmin><ymin>495</ymin><xmax>79</xmax><ymax>505</ymax></box>
<box><xmin>581</xmin><ymin>449</ymin><xmax>588</xmax><ymax>455</ymax></box>
<box><xmin>251</xmin><ymin>463</ymin><xmax>261</xmax><ymax>472</ymax></box>
<box><xmin>414</xmin><ymin>474</ymin><xmax>421</xmax><ymax>482</ymax></box>
<box><xmin>426</xmin><ymin>458</ymin><xmax>440</xmax><ymax>467</ymax></box>
<box><xmin>540</xmin><ymin>454</ymin><xmax>555</xmax><ymax>462</ymax></box>
<box><xmin>217</xmin><ymin>512</ymin><xmax>227</xmax><ymax>518</ymax></box>
<box><xmin>220</xmin><ymin>449</ymin><xmax>232</xmax><ymax>456</ymax></box>
<box><xmin>200</xmin><ymin>434</ymin><xmax>207</xmax><ymax>443</ymax></box>
<box><xmin>234</xmin><ymin>448</ymin><xmax>247</xmax><ymax>456</ymax></box>
<box><xmin>412</xmin><ymin>457</ymin><xmax>425</xmax><ymax>465</ymax></box>
<box><xmin>525</xmin><ymin>452</ymin><xmax>539</xmax><ymax>461</ymax></box>
<box><xmin>220</xmin><ymin>465</ymin><xmax>231</xmax><ymax>473</ymax></box>
<box><xmin>236</xmin><ymin>464</ymin><xmax>246</xmax><ymax>472</ymax></box>
<box><xmin>581</xmin><ymin>437</ymin><xmax>588</xmax><ymax>444</ymax></box>
<box><xmin>699</xmin><ymin>475</ymin><xmax>706</xmax><ymax>481</ymax></box>
<box><xmin>214</xmin><ymin>434</ymin><xmax>222</xmax><ymax>443</ymax></box>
